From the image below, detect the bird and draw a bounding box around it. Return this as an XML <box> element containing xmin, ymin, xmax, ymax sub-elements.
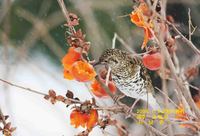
<box><xmin>97</xmin><ymin>48</ymin><xmax>161</xmax><ymax>110</ymax></box>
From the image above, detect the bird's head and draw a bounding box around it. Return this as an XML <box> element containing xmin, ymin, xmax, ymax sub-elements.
<box><xmin>96</xmin><ymin>48</ymin><xmax>126</xmax><ymax>69</ymax></box>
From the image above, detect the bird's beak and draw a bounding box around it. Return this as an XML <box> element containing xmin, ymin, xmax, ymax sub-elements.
<box><xmin>93</xmin><ymin>61</ymin><xmax>106</xmax><ymax>67</ymax></box>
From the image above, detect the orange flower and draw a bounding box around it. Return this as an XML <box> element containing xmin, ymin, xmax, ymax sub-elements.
<box><xmin>143</xmin><ymin>27</ymin><xmax>153</xmax><ymax>48</ymax></box>
<box><xmin>62</xmin><ymin>47</ymin><xmax>96</xmax><ymax>82</ymax></box>
<box><xmin>62</xmin><ymin>47</ymin><xmax>81</xmax><ymax>70</ymax></box>
<box><xmin>142</xmin><ymin>52</ymin><xmax>162</xmax><ymax>70</ymax></box>
<box><xmin>91</xmin><ymin>79</ymin><xmax>116</xmax><ymax>98</ymax></box>
<box><xmin>130</xmin><ymin>9</ymin><xmax>144</xmax><ymax>27</ymax></box>
<box><xmin>130</xmin><ymin>2</ymin><xmax>153</xmax><ymax>49</ymax></box>
<box><xmin>86</xmin><ymin>109</ymin><xmax>98</xmax><ymax>129</ymax></box>
<box><xmin>70</xmin><ymin>110</ymin><xmax>88</xmax><ymax>128</ymax></box>
<box><xmin>71</xmin><ymin>61</ymin><xmax>96</xmax><ymax>82</ymax></box>
<box><xmin>70</xmin><ymin>109</ymin><xmax>98</xmax><ymax>130</ymax></box>
<box><xmin>63</xmin><ymin>69</ymin><xmax>74</xmax><ymax>80</ymax></box>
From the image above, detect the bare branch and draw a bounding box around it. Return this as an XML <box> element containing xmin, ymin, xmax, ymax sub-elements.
<box><xmin>0</xmin><ymin>78</ymin><xmax>46</xmax><ymax>96</ymax></box>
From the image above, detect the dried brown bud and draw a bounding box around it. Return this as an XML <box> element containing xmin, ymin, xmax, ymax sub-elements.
<box><xmin>56</xmin><ymin>95</ymin><xmax>65</xmax><ymax>102</ymax></box>
<box><xmin>66</xmin><ymin>90</ymin><xmax>74</xmax><ymax>99</ymax></box>
<box><xmin>64</xmin><ymin>13</ymin><xmax>79</xmax><ymax>27</ymax></box>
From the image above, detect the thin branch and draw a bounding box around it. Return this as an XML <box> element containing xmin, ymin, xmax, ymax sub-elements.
<box><xmin>57</xmin><ymin>0</ymin><xmax>74</xmax><ymax>32</ymax></box>
<box><xmin>188</xmin><ymin>8</ymin><xmax>197</xmax><ymax>41</ymax></box>
<box><xmin>188</xmin><ymin>8</ymin><xmax>192</xmax><ymax>41</ymax></box>
<box><xmin>105</xmin><ymin>67</ymin><xmax>111</xmax><ymax>86</ymax></box>
<box><xmin>0</xmin><ymin>78</ymin><xmax>46</xmax><ymax>96</ymax></box>
<box><xmin>112</xmin><ymin>33</ymin><xmax>117</xmax><ymax>49</ymax></box>
<box><xmin>115</xmin><ymin>33</ymin><xmax>135</xmax><ymax>54</ymax></box>
<box><xmin>155</xmin><ymin>87</ymin><xmax>178</xmax><ymax>108</ymax></box>
<box><xmin>152</xmin><ymin>0</ymin><xmax>159</xmax><ymax>11</ymax></box>
<box><xmin>166</xmin><ymin>20</ymin><xmax>200</xmax><ymax>56</ymax></box>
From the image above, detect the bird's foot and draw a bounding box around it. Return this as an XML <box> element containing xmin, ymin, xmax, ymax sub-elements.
<box><xmin>113</xmin><ymin>94</ymin><xmax>125</xmax><ymax>104</ymax></box>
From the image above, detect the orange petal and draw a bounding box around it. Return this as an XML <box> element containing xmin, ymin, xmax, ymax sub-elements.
<box><xmin>91</xmin><ymin>79</ymin><xmax>116</xmax><ymax>98</ymax></box>
<box><xmin>70</xmin><ymin>110</ymin><xmax>82</xmax><ymax>128</ymax></box>
<box><xmin>63</xmin><ymin>69</ymin><xmax>74</xmax><ymax>80</ymax></box>
<box><xmin>130</xmin><ymin>2</ymin><xmax>154</xmax><ymax>49</ymax></box>
<box><xmin>71</xmin><ymin>61</ymin><xmax>96</xmax><ymax>82</ymax></box>
<box><xmin>86</xmin><ymin>109</ymin><xmax>98</xmax><ymax>130</ymax></box>
<box><xmin>130</xmin><ymin>12</ymin><xmax>144</xmax><ymax>27</ymax></box>
<box><xmin>91</xmin><ymin>80</ymin><xmax>107</xmax><ymax>97</ymax></box>
<box><xmin>70</xmin><ymin>110</ymin><xmax>88</xmax><ymax>128</ymax></box>
<box><xmin>142</xmin><ymin>52</ymin><xmax>162</xmax><ymax>70</ymax></box>
<box><xmin>141</xmin><ymin>27</ymin><xmax>153</xmax><ymax>49</ymax></box>
<box><xmin>62</xmin><ymin>47</ymin><xmax>81</xmax><ymax>70</ymax></box>
<box><xmin>108</xmin><ymin>81</ymin><xmax>117</xmax><ymax>93</ymax></box>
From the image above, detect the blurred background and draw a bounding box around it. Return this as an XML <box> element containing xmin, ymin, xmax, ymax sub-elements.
<box><xmin>0</xmin><ymin>0</ymin><xmax>200</xmax><ymax>135</ymax></box>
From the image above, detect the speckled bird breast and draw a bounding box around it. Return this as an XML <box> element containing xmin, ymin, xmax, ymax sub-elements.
<box><xmin>111</xmin><ymin>67</ymin><xmax>147</xmax><ymax>99</ymax></box>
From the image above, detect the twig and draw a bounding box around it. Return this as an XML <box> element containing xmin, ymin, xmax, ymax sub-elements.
<box><xmin>114</xmin><ymin>33</ymin><xmax>135</xmax><ymax>54</ymax></box>
<box><xmin>188</xmin><ymin>8</ymin><xmax>192</xmax><ymax>41</ymax></box>
<box><xmin>188</xmin><ymin>8</ymin><xmax>197</xmax><ymax>41</ymax></box>
<box><xmin>57</xmin><ymin>0</ymin><xmax>74</xmax><ymax>32</ymax></box>
<box><xmin>105</xmin><ymin>67</ymin><xmax>111</xmax><ymax>86</ymax></box>
<box><xmin>114</xmin><ymin>33</ymin><xmax>154</xmax><ymax>57</ymax></box>
<box><xmin>152</xmin><ymin>0</ymin><xmax>159</xmax><ymax>12</ymax></box>
<box><xmin>187</xmin><ymin>84</ymin><xmax>200</xmax><ymax>91</ymax></box>
<box><xmin>112</xmin><ymin>33</ymin><xmax>117</xmax><ymax>49</ymax></box>
<box><xmin>155</xmin><ymin>87</ymin><xmax>178</xmax><ymax>108</ymax></box>
<box><xmin>105</xmin><ymin>33</ymin><xmax>118</xmax><ymax>86</ymax></box>
<box><xmin>0</xmin><ymin>78</ymin><xmax>46</xmax><ymax>96</ymax></box>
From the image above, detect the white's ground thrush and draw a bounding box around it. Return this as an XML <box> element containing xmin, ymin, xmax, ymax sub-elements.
<box><xmin>97</xmin><ymin>48</ymin><xmax>161</xmax><ymax>110</ymax></box>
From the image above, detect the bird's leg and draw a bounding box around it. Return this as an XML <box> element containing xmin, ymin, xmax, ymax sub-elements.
<box><xmin>113</xmin><ymin>94</ymin><xmax>125</xmax><ymax>103</ymax></box>
<box><xmin>125</xmin><ymin>97</ymin><xmax>141</xmax><ymax>118</ymax></box>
